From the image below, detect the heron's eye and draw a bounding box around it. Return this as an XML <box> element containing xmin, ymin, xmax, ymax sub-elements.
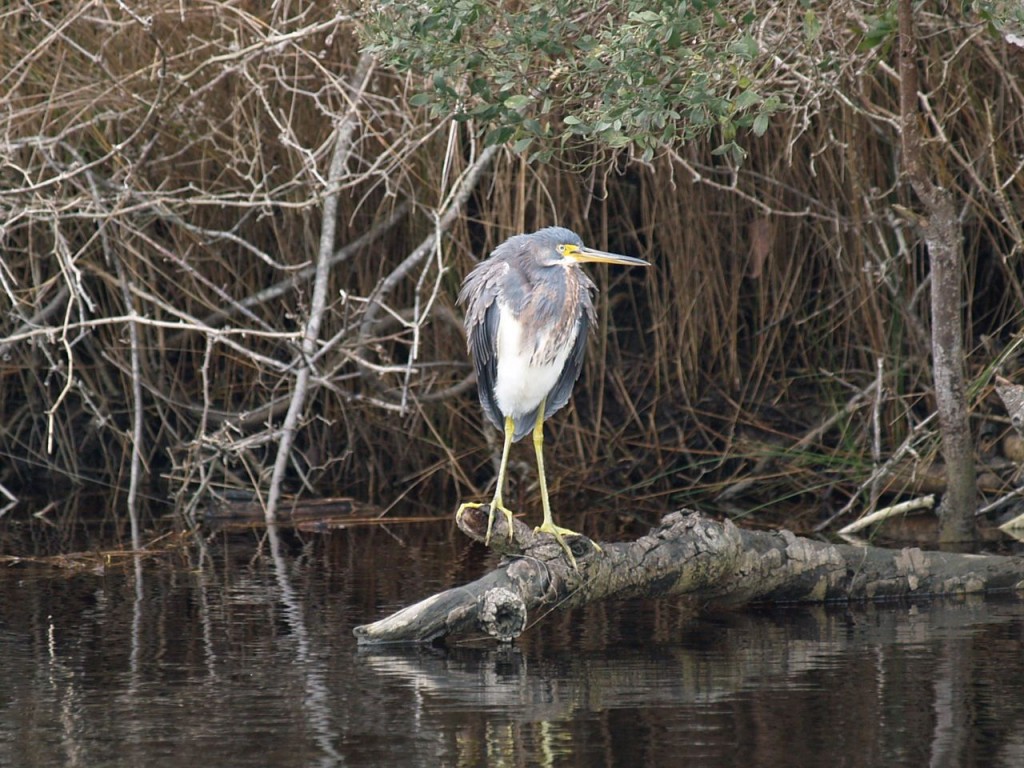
<box><xmin>556</xmin><ymin>244</ymin><xmax>565</xmax><ymax>254</ymax></box>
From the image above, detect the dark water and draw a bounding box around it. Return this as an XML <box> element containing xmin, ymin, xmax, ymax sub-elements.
<box><xmin>2</xmin><ymin>521</ymin><xmax>1024</xmax><ymax>768</ymax></box>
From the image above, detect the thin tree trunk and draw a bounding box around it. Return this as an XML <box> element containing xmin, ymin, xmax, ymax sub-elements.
<box><xmin>897</xmin><ymin>0</ymin><xmax>976</xmax><ymax>541</ymax></box>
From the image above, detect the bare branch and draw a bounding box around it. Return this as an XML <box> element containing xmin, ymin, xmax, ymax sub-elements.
<box><xmin>265</xmin><ymin>51</ymin><xmax>377</xmax><ymax>522</ymax></box>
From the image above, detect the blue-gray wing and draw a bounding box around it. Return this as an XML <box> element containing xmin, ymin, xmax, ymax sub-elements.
<box><xmin>542</xmin><ymin>310</ymin><xmax>590</xmax><ymax>422</ymax></box>
<box><xmin>460</xmin><ymin>264</ymin><xmax>505</xmax><ymax>432</ymax></box>
<box><xmin>472</xmin><ymin>300</ymin><xmax>504</xmax><ymax>432</ymax></box>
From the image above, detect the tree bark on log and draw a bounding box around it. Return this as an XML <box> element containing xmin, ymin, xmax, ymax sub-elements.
<box><xmin>353</xmin><ymin>508</ymin><xmax>1024</xmax><ymax>644</ymax></box>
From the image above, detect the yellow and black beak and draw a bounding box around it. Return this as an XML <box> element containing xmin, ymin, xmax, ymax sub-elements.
<box><xmin>564</xmin><ymin>243</ymin><xmax>650</xmax><ymax>268</ymax></box>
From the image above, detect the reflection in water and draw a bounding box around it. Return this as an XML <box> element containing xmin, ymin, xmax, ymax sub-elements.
<box><xmin>266</xmin><ymin>524</ymin><xmax>342</xmax><ymax>767</ymax></box>
<box><xmin>0</xmin><ymin>523</ymin><xmax>1023</xmax><ymax>767</ymax></box>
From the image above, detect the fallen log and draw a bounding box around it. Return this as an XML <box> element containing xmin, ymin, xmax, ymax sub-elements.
<box><xmin>352</xmin><ymin>507</ymin><xmax>1024</xmax><ymax>645</ymax></box>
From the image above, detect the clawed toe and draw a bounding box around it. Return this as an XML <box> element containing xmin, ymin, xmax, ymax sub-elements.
<box><xmin>456</xmin><ymin>501</ymin><xmax>515</xmax><ymax>544</ymax></box>
<box><xmin>534</xmin><ymin>522</ymin><xmax>601</xmax><ymax>569</ymax></box>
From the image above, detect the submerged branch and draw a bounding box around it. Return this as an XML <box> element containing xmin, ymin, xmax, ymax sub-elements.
<box><xmin>354</xmin><ymin>509</ymin><xmax>1024</xmax><ymax>644</ymax></box>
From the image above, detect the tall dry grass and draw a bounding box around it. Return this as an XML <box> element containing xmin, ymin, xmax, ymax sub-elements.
<box><xmin>2</xmin><ymin>1</ymin><xmax>1023</xmax><ymax>535</ymax></box>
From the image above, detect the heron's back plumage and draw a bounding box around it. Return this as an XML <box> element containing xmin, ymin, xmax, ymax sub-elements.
<box><xmin>459</xmin><ymin>230</ymin><xmax>597</xmax><ymax>442</ymax></box>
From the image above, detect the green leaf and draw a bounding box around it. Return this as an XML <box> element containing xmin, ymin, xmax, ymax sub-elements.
<box><xmin>734</xmin><ymin>89</ymin><xmax>761</xmax><ymax>111</ymax></box>
<box><xmin>752</xmin><ymin>113</ymin><xmax>769</xmax><ymax>137</ymax></box>
<box><xmin>470</xmin><ymin>102</ymin><xmax>500</xmax><ymax>118</ymax></box>
<box><xmin>484</xmin><ymin>125</ymin><xmax>515</xmax><ymax>146</ymax></box>
<box><xmin>629</xmin><ymin>10</ymin><xmax>662</xmax><ymax>24</ymax></box>
<box><xmin>522</xmin><ymin>118</ymin><xmax>543</xmax><ymax>134</ymax></box>
<box><xmin>803</xmin><ymin>10</ymin><xmax>822</xmax><ymax>43</ymax></box>
<box><xmin>529</xmin><ymin>148</ymin><xmax>553</xmax><ymax>164</ymax></box>
<box><xmin>729</xmin><ymin>34</ymin><xmax>759</xmax><ymax>59</ymax></box>
<box><xmin>503</xmin><ymin>94</ymin><xmax>531</xmax><ymax>110</ymax></box>
<box><xmin>859</xmin><ymin>11</ymin><xmax>897</xmax><ymax>51</ymax></box>
<box><xmin>408</xmin><ymin>93</ymin><xmax>432</xmax><ymax>107</ymax></box>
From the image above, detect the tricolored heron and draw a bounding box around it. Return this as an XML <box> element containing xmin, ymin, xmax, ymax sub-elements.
<box><xmin>457</xmin><ymin>226</ymin><xmax>649</xmax><ymax>562</ymax></box>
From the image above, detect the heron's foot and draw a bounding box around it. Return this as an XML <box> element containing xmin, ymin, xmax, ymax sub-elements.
<box><xmin>534</xmin><ymin>521</ymin><xmax>602</xmax><ymax>569</ymax></box>
<box><xmin>456</xmin><ymin>501</ymin><xmax>515</xmax><ymax>545</ymax></box>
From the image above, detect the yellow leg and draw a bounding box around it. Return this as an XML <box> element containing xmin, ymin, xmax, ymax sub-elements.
<box><xmin>532</xmin><ymin>399</ymin><xmax>600</xmax><ymax>567</ymax></box>
<box><xmin>457</xmin><ymin>415</ymin><xmax>516</xmax><ymax>543</ymax></box>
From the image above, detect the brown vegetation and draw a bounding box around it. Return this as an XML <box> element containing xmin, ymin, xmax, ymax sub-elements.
<box><xmin>2</xmin><ymin>2</ymin><xmax>1024</xmax><ymax>541</ymax></box>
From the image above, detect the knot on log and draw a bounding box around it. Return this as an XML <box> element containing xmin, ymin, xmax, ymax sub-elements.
<box><xmin>478</xmin><ymin>587</ymin><xmax>526</xmax><ymax>641</ymax></box>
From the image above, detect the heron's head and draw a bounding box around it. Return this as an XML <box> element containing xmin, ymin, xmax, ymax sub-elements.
<box><xmin>525</xmin><ymin>226</ymin><xmax>650</xmax><ymax>270</ymax></box>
